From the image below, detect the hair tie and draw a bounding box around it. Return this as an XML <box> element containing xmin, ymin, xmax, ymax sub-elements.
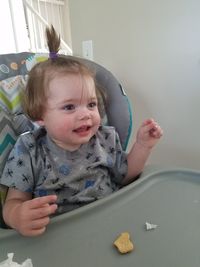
<box><xmin>49</xmin><ymin>51</ymin><xmax>58</xmax><ymax>59</ymax></box>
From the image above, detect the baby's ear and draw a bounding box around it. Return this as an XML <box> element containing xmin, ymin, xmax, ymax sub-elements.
<box><xmin>36</xmin><ymin>119</ymin><xmax>45</xmax><ymax>126</ymax></box>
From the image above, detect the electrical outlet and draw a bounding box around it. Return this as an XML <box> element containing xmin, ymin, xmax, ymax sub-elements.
<box><xmin>82</xmin><ymin>40</ymin><xmax>93</xmax><ymax>60</ymax></box>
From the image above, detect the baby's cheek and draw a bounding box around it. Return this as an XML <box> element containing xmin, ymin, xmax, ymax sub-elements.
<box><xmin>55</xmin><ymin>124</ymin><xmax>69</xmax><ymax>137</ymax></box>
<box><xmin>95</xmin><ymin>113</ymin><xmax>101</xmax><ymax>125</ymax></box>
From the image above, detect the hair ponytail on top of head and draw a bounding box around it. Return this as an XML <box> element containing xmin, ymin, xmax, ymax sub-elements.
<box><xmin>46</xmin><ymin>25</ymin><xmax>60</xmax><ymax>59</ymax></box>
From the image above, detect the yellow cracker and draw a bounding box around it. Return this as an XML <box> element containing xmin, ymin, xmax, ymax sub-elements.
<box><xmin>114</xmin><ymin>232</ymin><xmax>134</xmax><ymax>254</ymax></box>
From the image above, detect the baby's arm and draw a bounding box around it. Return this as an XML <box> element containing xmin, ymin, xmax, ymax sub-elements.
<box><xmin>122</xmin><ymin>119</ymin><xmax>163</xmax><ymax>185</ymax></box>
<box><xmin>3</xmin><ymin>188</ymin><xmax>57</xmax><ymax>236</ymax></box>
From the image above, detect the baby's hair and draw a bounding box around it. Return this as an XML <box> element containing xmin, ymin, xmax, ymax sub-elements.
<box><xmin>23</xmin><ymin>25</ymin><xmax>106</xmax><ymax>121</ymax></box>
<box><xmin>46</xmin><ymin>25</ymin><xmax>60</xmax><ymax>57</ymax></box>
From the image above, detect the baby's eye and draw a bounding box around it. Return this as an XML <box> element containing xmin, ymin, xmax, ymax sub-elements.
<box><xmin>63</xmin><ymin>104</ymin><xmax>75</xmax><ymax>111</ymax></box>
<box><xmin>88</xmin><ymin>101</ymin><xmax>97</xmax><ymax>109</ymax></box>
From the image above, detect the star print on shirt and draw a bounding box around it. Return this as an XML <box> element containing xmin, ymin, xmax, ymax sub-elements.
<box><xmin>85</xmin><ymin>180</ymin><xmax>95</xmax><ymax>189</ymax></box>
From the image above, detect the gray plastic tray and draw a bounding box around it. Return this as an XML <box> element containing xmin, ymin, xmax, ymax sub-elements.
<box><xmin>1</xmin><ymin>169</ymin><xmax>200</xmax><ymax>267</ymax></box>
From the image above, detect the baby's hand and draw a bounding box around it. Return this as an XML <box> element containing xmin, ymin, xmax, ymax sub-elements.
<box><xmin>14</xmin><ymin>195</ymin><xmax>57</xmax><ymax>236</ymax></box>
<box><xmin>136</xmin><ymin>118</ymin><xmax>163</xmax><ymax>149</ymax></box>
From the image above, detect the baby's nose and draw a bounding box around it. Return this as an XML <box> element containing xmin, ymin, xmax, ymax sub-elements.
<box><xmin>78</xmin><ymin>107</ymin><xmax>92</xmax><ymax>120</ymax></box>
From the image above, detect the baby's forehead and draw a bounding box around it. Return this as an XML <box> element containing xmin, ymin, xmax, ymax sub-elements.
<box><xmin>73</xmin><ymin>73</ymin><xmax>97</xmax><ymax>96</ymax></box>
<box><xmin>78</xmin><ymin>87</ymin><xmax>97</xmax><ymax>102</ymax></box>
<box><xmin>48</xmin><ymin>73</ymin><xmax>97</xmax><ymax>101</ymax></box>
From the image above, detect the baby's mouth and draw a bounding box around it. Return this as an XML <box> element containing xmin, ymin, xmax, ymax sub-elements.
<box><xmin>73</xmin><ymin>125</ymin><xmax>91</xmax><ymax>133</ymax></box>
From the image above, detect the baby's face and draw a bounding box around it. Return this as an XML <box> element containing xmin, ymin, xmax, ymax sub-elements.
<box><xmin>39</xmin><ymin>73</ymin><xmax>101</xmax><ymax>151</ymax></box>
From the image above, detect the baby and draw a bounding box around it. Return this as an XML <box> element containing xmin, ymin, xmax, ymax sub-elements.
<box><xmin>0</xmin><ymin>26</ymin><xmax>163</xmax><ymax>236</ymax></box>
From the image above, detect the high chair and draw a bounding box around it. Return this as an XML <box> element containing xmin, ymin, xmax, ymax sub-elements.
<box><xmin>0</xmin><ymin>52</ymin><xmax>133</xmax><ymax>228</ymax></box>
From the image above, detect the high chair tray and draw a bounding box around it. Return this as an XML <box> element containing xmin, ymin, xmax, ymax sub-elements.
<box><xmin>1</xmin><ymin>169</ymin><xmax>200</xmax><ymax>267</ymax></box>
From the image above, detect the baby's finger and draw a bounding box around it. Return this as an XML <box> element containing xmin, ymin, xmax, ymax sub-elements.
<box><xmin>150</xmin><ymin>126</ymin><xmax>163</xmax><ymax>138</ymax></box>
<box><xmin>143</xmin><ymin>121</ymin><xmax>157</xmax><ymax>133</ymax></box>
<box><xmin>29</xmin><ymin>203</ymin><xmax>58</xmax><ymax>220</ymax></box>
<box><xmin>30</xmin><ymin>216</ymin><xmax>51</xmax><ymax>230</ymax></box>
<box><xmin>21</xmin><ymin>226</ymin><xmax>47</xmax><ymax>237</ymax></box>
<box><xmin>29</xmin><ymin>195</ymin><xmax>57</xmax><ymax>209</ymax></box>
<box><xmin>142</xmin><ymin>118</ymin><xmax>154</xmax><ymax>126</ymax></box>
<box><xmin>156</xmin><ymin>129</ymin><xmax>163</xmax><ymax>138</ymax></box>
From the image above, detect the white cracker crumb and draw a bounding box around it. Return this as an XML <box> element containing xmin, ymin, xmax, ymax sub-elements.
<box><xmin>145</xmin><ymin>222</ymin><xmax>158</xmax><ymax>230</ymax></box>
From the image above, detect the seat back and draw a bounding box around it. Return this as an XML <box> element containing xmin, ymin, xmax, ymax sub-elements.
<box><xmin>0</xmin><ymin>52</ymin><xmax>133</xmax><ymax>227</ymax></box>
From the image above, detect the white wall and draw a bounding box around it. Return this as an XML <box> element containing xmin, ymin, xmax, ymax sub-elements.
<box><xmin>69</xmin><ymin>0</ymin><xmax>200</xmax><ymax>170</ymax></box>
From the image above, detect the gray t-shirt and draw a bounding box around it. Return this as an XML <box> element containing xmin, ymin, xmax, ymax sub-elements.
<box><xmin>0</xmin><ymin>126</ymin><xmax>128</xmax><ymax>213</ymax></box>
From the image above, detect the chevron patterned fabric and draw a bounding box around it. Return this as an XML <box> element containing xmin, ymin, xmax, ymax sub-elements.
<box><xmin>0</xmin><ymin>52</ymin><xmax>39</xmax><ymax>215</ymax></box>
<box><xmin>0</xmin><ymin>75</ymin><xmax>28</xmax><ymax>114</ymax></box>
<box><xmin>0</xmin><ymin>109</ymin><xmax>17</xmax><ymax>171</ymax></box>
<box><xmin>0</xmin><ymin>109</ymin><xmax>18</xmax><ymax>206</ymax></box>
